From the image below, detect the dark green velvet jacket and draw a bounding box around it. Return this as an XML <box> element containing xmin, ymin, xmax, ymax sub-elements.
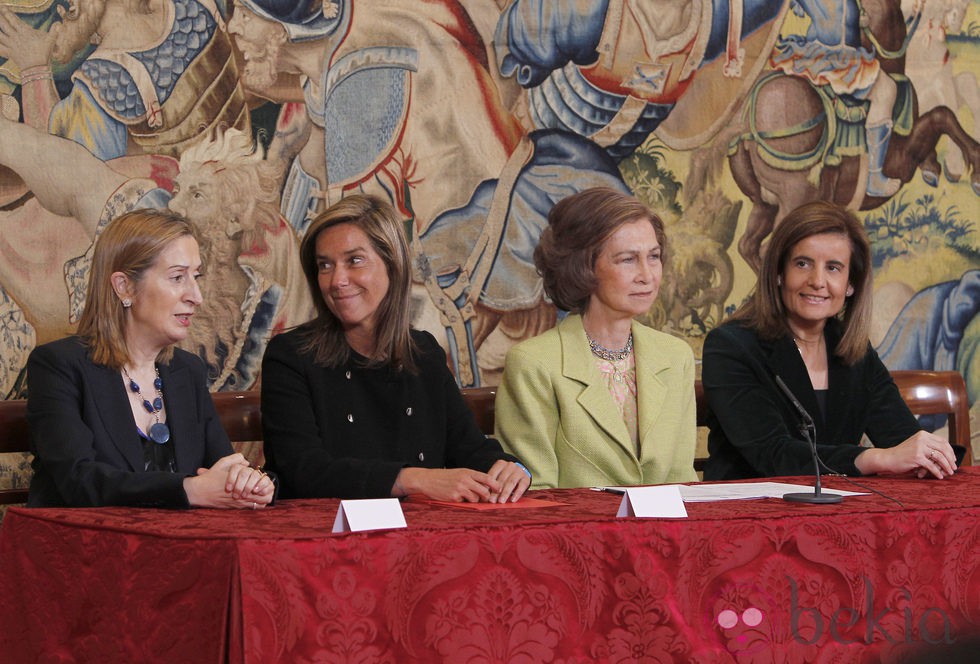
<box><xmin>702</xmin><ymin>320</ymin><xmax>919</xmax><ymax>480</ymax></box>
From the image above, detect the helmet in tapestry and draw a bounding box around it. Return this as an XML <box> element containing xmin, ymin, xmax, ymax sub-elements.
<box><xmin>235</xmin><ymin>0</ymin><xmax>342</xmax><ymax>41</ymax></box>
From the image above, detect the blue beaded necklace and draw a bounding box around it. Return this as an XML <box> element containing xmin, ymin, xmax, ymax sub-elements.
<box><xmin>123</xmin><ymin>367</ymin><xmax>171</xmax><ymax>444</ymax></box>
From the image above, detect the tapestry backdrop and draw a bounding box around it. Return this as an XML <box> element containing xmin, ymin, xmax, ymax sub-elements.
<box><xmin>0</xmin><ymin>0</ymin><xmax>976</xmax><ymax>449</ymax></box>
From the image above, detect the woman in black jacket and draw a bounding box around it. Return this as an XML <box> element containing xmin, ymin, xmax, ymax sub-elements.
<box><xmin>261</xmin><ymin>195</ymin><xmax>530</xmax><ymax>502</ymax></box>
<box><xmin>702</xmin><ymin>201</ymin><xmax>959</xmax><ymax>480</ymax></box>
<box><xmin>27</xmin><ymin>209</ymin><xmax>274</xmax><ymax>508</ymax></box>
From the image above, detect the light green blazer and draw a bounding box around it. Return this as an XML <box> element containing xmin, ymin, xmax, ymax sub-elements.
<box><xmin>495</xmin><ymin>314</ymin><xmax>698</xmax><ymax>489</ymax></box>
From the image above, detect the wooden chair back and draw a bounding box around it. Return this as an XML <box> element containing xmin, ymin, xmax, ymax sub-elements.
<box><xmin>892</xmin><ymin>370</ymin><xmax>972</xmax><ymax>466</ymax></box>
<box><xmin>0</xmin><ymin>399</ymin><xmax>30</xmax><ymax>505</ymax></box>
<box><xmin>211</xmin><ymin>391</ymin><xmax>263</xmax><ymax>443</ymax></box>
<box><xmin>460</xmin><ymin>387</ymin><xmax>497</xmax><ymax>438</ymax></box>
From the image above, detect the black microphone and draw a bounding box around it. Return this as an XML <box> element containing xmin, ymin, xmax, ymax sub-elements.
<box><xmin>774</xmin><ymin>375</ymin><xmax>842</xmax><ymax>504</ymax></box>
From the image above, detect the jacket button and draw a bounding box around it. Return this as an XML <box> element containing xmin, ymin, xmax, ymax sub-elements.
<box><xmin>347</xmin><ymin>414</ymin><xmax>354</xmax><ymax>423</ymax></box>
<box><xmin>406</xmin><ymin>407</ymin><xmax>413</xmax><ymax>416</ymax></box>
<box><xmin>345</xmin><ymin>371</ymin><xmax>351</xmax><ymax>380</ymax></box>
<box><xmin>418</xmin><ymin>452</ymin><xmax>424</xmax><ymax>462</ymax></box>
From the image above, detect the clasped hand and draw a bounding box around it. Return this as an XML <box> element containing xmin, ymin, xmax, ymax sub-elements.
<box><xmin>183</xmin><ymin>453</ymin><xmax>275</xmax><ymax>508</ymax></box>
<box><xmin>393</xmin><ymin>460</ymin><xmax>531</xmax><ymax>503</ymax></box>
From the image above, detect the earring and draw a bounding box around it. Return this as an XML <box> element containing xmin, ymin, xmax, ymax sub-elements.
<box><xmin>122</xmin><ymin>298</ymin><xmax>132</xmax><ymax>308</ymax></box>
<box><xmin>846</xmin><ymin>285</ymin><xmax>854</xmax><ymax>297</ymax></box>
<box><xmin>776</xmin><ymin>276</ymin><xmax>782</xmax><ymax>287</ymax></box>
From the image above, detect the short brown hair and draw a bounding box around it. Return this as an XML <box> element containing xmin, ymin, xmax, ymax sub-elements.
<box><xmin>534</xmin><ymin>187</ymin><xmax>667</xmax><ymax>313</ymax></box>
<box><xmin>77</xmin><ymin>208</ymin><xmax>198</xmax><ymax>369</ymax></box>
<box><xmin>298</xmin><ymin>194</ymin><xmax>417</xmax><ymax>370</ymax></box>
<box><xmin>731</xmin><ymin>200</ymin><xmax>873</xmax><ymax>364</ymax></box>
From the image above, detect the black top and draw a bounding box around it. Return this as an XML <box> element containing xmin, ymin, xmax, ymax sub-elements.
<box><xmin>261</xmin><ymin>327</ymin><xmax>520</xmax><ymax>498</ymax></box>
<box><xmin>140</xmin><ymin>434</ymin><xmax>177</xmax><ymax>473</ymax></box>
<box><xmin>813</xmin><ymin>389</ymin><xmax>828</xmax><ymax>424</ymax></box>
<box><xmin>701</xmin><ymin>320</ymin><xmax>921</xmax><ymax>480</ymax></box>
<box><xmin>26</xmin><ymin>337</ymin><xmax>233</xmax><ymax>507</ymax></box>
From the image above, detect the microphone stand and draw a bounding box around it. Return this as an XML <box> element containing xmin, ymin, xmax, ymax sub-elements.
<box><xmin>774</xmin><ymin>376</ymin><xmax>843</xmax><ymax>504</ymax></box>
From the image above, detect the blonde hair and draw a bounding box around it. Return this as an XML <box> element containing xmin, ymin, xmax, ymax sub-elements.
<box><xmin>77</xmin><ymin>209</ymin><xmax>198</xmax><ymax>369</ymax></box>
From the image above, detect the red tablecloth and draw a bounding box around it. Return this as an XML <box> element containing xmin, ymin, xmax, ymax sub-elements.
<box><xmin>1</xmin><ymin>470</ymin><xmax>979</xmax><ymax>663</ymax></box>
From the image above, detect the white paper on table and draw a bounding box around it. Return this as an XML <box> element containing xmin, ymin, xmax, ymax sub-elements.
<box><xmin>616</xmin><ymin>485</ymin><xmax>688</xmax><ymax>518</ymax></box>
<box><xmin>678</xmin><ymin>482</ymin><xmax>867</xmax><ymax>502</ymax></box>
<box><xmin>594</xmin><ymin>482</ymin><xmax>866</xmax><ymax>503</ymax></box>
<box><xmin>332</xmin><ymin>498</ymin><xmax>408</xmax><ymax>533</ymax></box>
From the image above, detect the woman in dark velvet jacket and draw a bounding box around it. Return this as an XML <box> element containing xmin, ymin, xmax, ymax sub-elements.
<box><xmin>702</xmin><ymin>201</ymin><xmax>959</xmax><ymax>481</ymax></box>
<box><xmin>261</xmin><ymin>194</ymin><xmax>530</xmax><ymax>502</ymax></box>
<box><xmin>27</xmin><ymin>209</ymin><xmax>274</xmax><ymax>508</ymax></box>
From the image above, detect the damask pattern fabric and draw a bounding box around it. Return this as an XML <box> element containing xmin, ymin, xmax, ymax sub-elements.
<box><xmin>1</xmin><ymin>469</ymin><xmax>978</xmax><ymax>661</ymax></box>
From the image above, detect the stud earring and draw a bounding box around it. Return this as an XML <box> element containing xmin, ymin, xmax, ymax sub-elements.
<box><xmin>776</xmin><ymin>276</ymin><xmax>782</xmax><ymax>287</ymax></box>
<box><xmin>122</xmin><ymin>298</ymin><xmax>132</xmax><ymax>308</ymax></box>
<box><xmin>846</xmin><ymin>285</ymin><xmax>854</xmax><ymax>297</ymax></box>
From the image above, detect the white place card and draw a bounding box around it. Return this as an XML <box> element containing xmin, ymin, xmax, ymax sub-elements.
<box><xmin>616</xmin><ymin>485</ymin><xmax>688</xmax><ymax>519</ymax></box>
<box><xmin>332</xmin><ymin>498</ymin><xmax>408</xmax><ymax>533</ymax></box>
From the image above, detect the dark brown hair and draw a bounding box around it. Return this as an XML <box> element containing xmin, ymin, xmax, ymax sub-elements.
<box><xmin>730</xmin><ymin>200</ymin><xmax>873</xmax><ymax>364</ymax></box>
<box><xmin>77</xmin><ymin>208</ymin><xmax>198</xmax><ymax>369</ymax></box>
<box><xmin>298</xmin><ymin>195</ymin><xmax>417</xmax><ymax>370</ymax></box>
<box><xmin>533</xmin><ymin>187</ymin><xmax>667</xmax><ymax>313</ymax></box>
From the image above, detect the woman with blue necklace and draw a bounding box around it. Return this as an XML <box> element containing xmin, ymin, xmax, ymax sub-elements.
<box><xmin>25</xmin><ymin>209</ymin><xmax>275</xmax><ymax>508</ymax></box>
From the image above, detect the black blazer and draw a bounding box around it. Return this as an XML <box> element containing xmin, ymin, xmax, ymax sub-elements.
<box><xmin>26</xmin><ymin>337</ymin><xmax>233</xmax><ymax>507</ymax></box>
<box><xmin>261</xmin><ymin>328</ymin><xmax>518</xmax><ymax>499</ymax></box>
<box><xmin>701</xmin><ymin>320</ymin><xmax>920</xmax><ymax>480</ymax></box>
